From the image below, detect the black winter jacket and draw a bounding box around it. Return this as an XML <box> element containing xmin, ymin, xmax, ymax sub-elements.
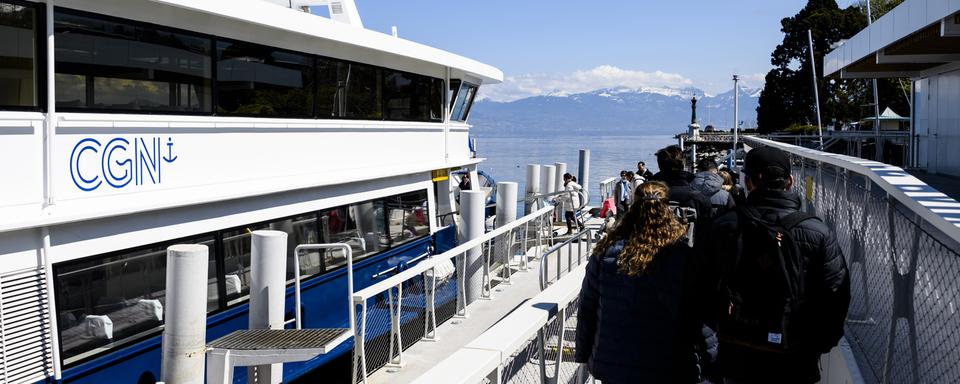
<box><xmin>705</xmin><ymin>189</ymin><xmax>850</xmax><ymax>384</ymax></box>
<box><xmin>575</xmin><ymin>240</ymin><xmax>701</xmax><ymax>384</ymax></box>
<box><xmin>651</xmin><ymin>170</ymin><xmax>714</xmax><ymax>224</ymax></box>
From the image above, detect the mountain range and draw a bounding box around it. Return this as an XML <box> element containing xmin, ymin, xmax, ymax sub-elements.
<box><xmin>469</xmin><ymin>86</ymin><xmax>761</xmax><ymax>136</ymax></box>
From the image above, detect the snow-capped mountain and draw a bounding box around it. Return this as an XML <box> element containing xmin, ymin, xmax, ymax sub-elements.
<box><xmin>470</xmin><ymin>86</ymin><xmax>760</xmax><ymax>136</ymax></box>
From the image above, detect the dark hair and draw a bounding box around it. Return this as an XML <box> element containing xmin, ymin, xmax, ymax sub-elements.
<box><xmin>748</xmin><ymin>167</ymin><xmax>790</xmax><ymax>190</ymax></box>
<box><xmin>626</xmin><ymin>171</ymin><xmax>635</xmax><ymax>179</ymax></box>
<box><xmin>637</xmin><ymin>161</ymin><xmax>646</xmax><ymax>167</ymax></box>
<box><xmin>620</xmin><ymin>170</ymin><xmax>628</xmax><ymax>177</ymax></box>
<box><xmin>696</xmin><ymin>158</ymin><xmax>718</xmax><ymax>172</ymax></box>
<box><xmin>656</xmin><ymin>145</ymin><xmax>685</xmax><ymax>172</ymax></box>
<box><xmin>563</xmin><ymin>172</ymin><xmax>573</xmax><ymax>181</ymax></box>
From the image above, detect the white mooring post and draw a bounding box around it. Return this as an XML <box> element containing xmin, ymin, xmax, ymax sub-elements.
<box><xmin>161</xmin><ymin>244</ymin><xmax>209</xmax><ymax>384</ymax></box>
<box><xmin>495</xmin><ymin>182</ymin><xmax>519</xmax><ymax>228</ymax></box>
<box><xmin>525</xmin><ymin>164</ymin><xmax>541</xmax><ymax>215</ymax></box>
<box><xmin>460</xmin><ymin>190</ymin><xmax>486</xmax><ymax>306</ymax></box>
<box><xmin>248</xmin><ymin>230</ymin><xmax>288</xmax><ymax>384</ymax></box>
<box><xmin>578</xmin><ymin>149</ymin><xmax>590</xmax><ymax>203</ymax></box>
<box><xmin>541</xmin><ymin>165</ymin><xmax>556</xmax><ymax>198</ymax></box>
<box><xmin>554</xmin><ymin>162</ymin><xmax>567</xmax><ymax>193</ymax></box>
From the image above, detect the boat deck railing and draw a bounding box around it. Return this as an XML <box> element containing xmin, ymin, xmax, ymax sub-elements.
<box><xmin>350</xmin><ymin>205</ymin><xmax>555</xmax><ymax>383</ymax></box>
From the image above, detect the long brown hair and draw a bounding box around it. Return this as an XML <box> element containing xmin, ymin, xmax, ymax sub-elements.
<box><xmin>593</xmin><ymin>181</ymin><xmax>687</xmax><ymax>276</ymax></box>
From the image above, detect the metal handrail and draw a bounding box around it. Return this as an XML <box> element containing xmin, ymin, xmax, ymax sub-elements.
<box><xmin>350</xmin><ymin>205</ymin><xmax>555</xmax><ymax>382</ymax></box>
<box><xmin>744</xmin><ymin>136</ymin><xmax>960</xmax><ymax>243</ymax></box>
<box><xmin>539</xmin><ymin>227</ymin><xmax>595</xmax><ymax>290</ymax></box>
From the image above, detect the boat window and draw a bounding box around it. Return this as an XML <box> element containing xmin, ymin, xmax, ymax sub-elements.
<box><xmin>53</xmin><ymin>236</ymin><xmax>217</xmax><ymax>363</ymax></box>
<box><xmin>270</xmin><ymin>214</ymin><xmax>321</xmax><ymax>281</ymax></box>
<box><xmin>0</xmin><ymin>1</ymin><xmax>38</xmax><ymax>110</ymax></box>
<box><xmin>387</xmin><ymin>190</ymin><xmax>430</xmax><ymax>244</ymax></box>
<box><xmin>53</xmin><ymin>10</ymin><xmax>212</xmax><ymax>112</ymax></box>
<box><xmin>448</xmin><ymin>79</ymin><xmax>462</xmax><ymax>111</ymax></box>
<box><xmin>221</xmin><ymin>223</ymin><xmax>269</xmax><ymax>304</ymax></box>
<box><xmin>383</xmin><ymin>70</ymin><xmax>444</xmax><ymax>122</ymax></box>
<box><xmin>215</xmin><ymin>40</ymin><xmax>315</xmax><ymax>117</ymax></box>
<box><xmin>450</xmin><ymin>82</ymin><xmax>478</xmax><ymax>122</ymax></box>
<box><xmin>320</xmin><ymin>199</ymin><xmax>389</xmax><ymax>269</ymax></box>
<box><xmin>316</xmin><ymin>60</ymin><xmax>382</xmax><ymax>119</ymax></box>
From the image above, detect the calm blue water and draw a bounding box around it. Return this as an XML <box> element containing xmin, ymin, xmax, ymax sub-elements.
<box><xmin>473</xmin><ymin>134</ymin><xmax>677</xmax><ymax>206</ymax></box>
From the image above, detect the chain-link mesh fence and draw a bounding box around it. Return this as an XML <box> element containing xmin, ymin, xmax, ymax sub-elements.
<box><xmin>784</xmin><ymin>151</ymin><xmax>960</xmax><ymax>384</ymax></box>
<box><xmin>499</xmin><ymin>297</ymin><xmax>593</xmax><ymax>384</ymax></box>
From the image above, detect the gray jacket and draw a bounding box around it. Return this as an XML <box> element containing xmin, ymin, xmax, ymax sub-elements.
<box><xmin>691</xmin><ymin>171</ymin><xmax>734</xmax><ymax>214</ymax></box>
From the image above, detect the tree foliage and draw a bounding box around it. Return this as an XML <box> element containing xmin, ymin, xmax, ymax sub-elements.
<box><xmin>757</xmin><ymin>0</ymin><xmax>909</xmax><ymax>133</ymax></box>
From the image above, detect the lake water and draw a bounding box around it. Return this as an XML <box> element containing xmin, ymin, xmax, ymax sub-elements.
<box><xmin>473</xmin><ymin>134</ymin><xmax>677</xmax><ymax>206</ymax></box>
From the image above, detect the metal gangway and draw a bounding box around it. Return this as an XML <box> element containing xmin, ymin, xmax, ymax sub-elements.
<box><xmin>410</xmin><ymin>137</ymin><xmax>960</xmax><ymax>384</ymax></box>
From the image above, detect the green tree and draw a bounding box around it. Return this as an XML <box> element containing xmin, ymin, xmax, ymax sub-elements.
<box><xmin>757</xmin><ymin>0</ymin><xmax>908</xmax><ymax>133</ymax></box>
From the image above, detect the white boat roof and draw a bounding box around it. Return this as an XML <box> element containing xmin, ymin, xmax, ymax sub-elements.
<box><xmin>84</xmin><ymin>0</ymin><xmax>502</xmax><ymax>84</ymax></box>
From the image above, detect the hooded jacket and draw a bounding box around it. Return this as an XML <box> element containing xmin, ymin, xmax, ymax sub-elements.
<box><xmin>575</xmin><ymin>240</ymin><xmax>701</xmax><ymax>383</ymax></box>
<box><xmin>651</xmin><ymin>170</ymin><xmax>713</xmax><ymax>224</ymax></box>
<box><xmin>705</xmin><ymin>189</ymin><xmax>850</xmax><ymax>384</ymax></box>
<box><xmin>691</xmin><ymin>171</ymin><xmax>735</xmax><ymax>215</ymax></box>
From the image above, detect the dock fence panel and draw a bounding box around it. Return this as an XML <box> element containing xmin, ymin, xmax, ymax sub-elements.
<box><xmin>750</xmin><ymin>137</ymin><xmax>960</xmax><ymax>384</ymax></box>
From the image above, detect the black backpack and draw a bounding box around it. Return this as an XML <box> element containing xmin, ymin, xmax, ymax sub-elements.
<box><xmin>719</xmin><ymin>205</ymin><xmax>816</xmax><ymax>353</ymax></box>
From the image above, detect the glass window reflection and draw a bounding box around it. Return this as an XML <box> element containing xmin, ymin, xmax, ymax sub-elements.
<box><xmin>0</xmin><ymin>2</ymin><xmax>37</xmax><ymax>109</ymax></box>
<box><xmin>215</xmin><ymin>40</ymin><xmax>314</xmax><ymax>117</ymax></box>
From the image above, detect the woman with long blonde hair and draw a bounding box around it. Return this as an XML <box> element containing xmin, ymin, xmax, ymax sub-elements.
<box><xmin>575</xmin><ymin>181</ymin><xmax>702</xmax><ymax>383</ymax></box>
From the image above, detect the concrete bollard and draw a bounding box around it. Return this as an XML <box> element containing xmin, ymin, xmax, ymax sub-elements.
<box><xmin>161</xmin><ymin>244</ymin><xmax>209</xmax><ymax>384</ymax></box>
<box><xmin>249</xmin><ymin>230</ymin><xmax>288</xmax><ymax>384</ymax></box>
<box><xmin>525</xmin><ymin>164</ymin><xmax>541</xmax><ymax>215</ymax></box>
<box><xmin>460</xmin><ymin>190</ymin><xmax>486</xmax><ymax>305</ymax></box>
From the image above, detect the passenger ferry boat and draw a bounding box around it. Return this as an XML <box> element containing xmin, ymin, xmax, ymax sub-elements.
<box><xmin>0</xmin><ymin>0</ymin><xmax>501</xmax><ymax>382</ymax></box>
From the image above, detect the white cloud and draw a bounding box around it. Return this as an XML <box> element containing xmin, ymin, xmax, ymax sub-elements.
<box><xmin>477</xmin><ymin>65</ymin><xmax>695</xmax><ymax>102</ymax></box>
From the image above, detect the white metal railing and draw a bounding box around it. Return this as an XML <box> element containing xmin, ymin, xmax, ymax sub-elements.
<box><xmin>411</xmin><ymin>262</ymin><xmax>589</xmax><ymax>384</ymax></box>
<box><xmin>746</xmin><ymin>137</ymin><xmax>960</xmax><ymax>383</ymax></box>
<box><xmin>598</xmin><ymin>177</ymin><xmax>617</xmax><ymax>202</ymax></box>
<box><xmin>539</xmin><ymin>227</ymin><xmax>595</xmax><ymax>290</ymax></box>
<box><xmin>350</xmin><ymin>205</ymin><xmax>556</xmax><ymax>383</ymax></box>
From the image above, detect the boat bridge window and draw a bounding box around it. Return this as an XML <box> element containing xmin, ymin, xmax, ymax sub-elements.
<box><xmin>0</xmin><ymin>1</ymin><xmax>38</xmax><ymax>110</ymax></box>
<box><xmin>383</xmin><ymin>69</ymin><xmax>443</xmax><ymax>122</ymax></box>
<box><xmin>53</xmin><ymin>9</ymin><xmax>212</xmax><ymax>112</ymax></box>
<box><xmin>52</xmin><ymin>188</ymin><xmax>431</xmax><ymax>366</ymax></box>
<box><xmin>215</xmin><ymin>39</ymin><xmax>315</xmax><ymax>117</ymax></box>
<box><xmin>450</xmin><ymin>81</ymin><xmax>478</xmax><ymax>122</ymax></box>
<box><xmin>53</xmin><ymin>235</ymin><xmax>218</xmax><ymax>363</ymax></box>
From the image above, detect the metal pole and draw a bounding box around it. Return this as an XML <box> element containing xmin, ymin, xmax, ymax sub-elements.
<box><xmin>161</xmin><ymin>244</ymin><xmax>209</xmax><ymax>384</ymax></box>
<box><xmin>578</xmin><ymin>149</ymin><xmax>590</xmax><ymax>203</ymax></box>
<box><xmin>495</xmin><ymin>182</ymin><xmax>519</xmax><ymax>228</ymax></box>
<box><xmin>43</xmin><ymin>0</ymin><xmax>55</xmax><ymax>210</ymax></box>
<box><xmin>541</xmin><ymin>164</ymin><xmax>557</xmax><ymax>200</ymax></box>
<box><xmin>732</xmin><ymin>74</ymin><xmax>739</xmax><ymax>171</ymax></box>
<box><xmin>808</xmin><ymin>29</ymin><xmax>824</xmax><ymax>149</ymax></box>
<box><xmin>249</xmin><ymin>230</ymin><xmax>288</xmax><ymax>384</ymax></box>
<box><xmin>461</xmin><ymin>190</ymin><xmax>486</xmax><ymax>305</ymax></box>
<box><xmin>866</xmin><ymin>1</ymin><xmax>882</xmax><ymax>161</ymax></box>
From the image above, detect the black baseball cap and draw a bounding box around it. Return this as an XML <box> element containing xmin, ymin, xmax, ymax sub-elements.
<box><xmin>744</xmin><ymin>146</ymin><xmax>791</xmax><ymax>178</ymax></box>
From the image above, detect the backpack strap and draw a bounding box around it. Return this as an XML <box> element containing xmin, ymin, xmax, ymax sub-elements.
<box><xmin>779</xmin><ymin>211</ymin><xmax>816</xmax><ymax>231</ymax></box>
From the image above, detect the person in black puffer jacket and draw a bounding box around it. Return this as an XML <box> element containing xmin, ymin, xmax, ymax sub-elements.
<box><xmin>651</xmin><ymin>145</ymin><xmax>713</xmax><ymax>225</ymax></box>
<box><xmin>705</xmin><ymin>146</ymin><xmax>850</xmax><ymax>384</ymax></box>
<box><xmin>575</xmin><ymin>181</ymin><xmax>703</xmax><ymax>384</ymax></box>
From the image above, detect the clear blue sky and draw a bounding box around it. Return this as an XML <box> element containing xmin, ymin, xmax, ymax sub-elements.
<box><xmin>346</xmin><ymin>0</ymin><xmax>863</xmax><ymax>100</ymax></box>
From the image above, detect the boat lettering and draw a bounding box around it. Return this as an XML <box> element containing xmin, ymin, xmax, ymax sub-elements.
<box><xmin>70</xmin><ymin>137</ymin><xmax>178</xmax><ymax>192</ymax></box>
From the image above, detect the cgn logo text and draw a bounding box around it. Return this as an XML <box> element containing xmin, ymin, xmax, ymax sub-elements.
<box><xmin>70</xmin><ymin>137</ymin><xmax>178</xmax><ymax>192</ymax></box>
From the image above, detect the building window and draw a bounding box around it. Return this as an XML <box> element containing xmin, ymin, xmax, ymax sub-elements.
<box><xmin>215</xmin><ymin>40</ymin><xmax>315</xmax><ymax>117</ymax></box>
<box><xmin>317</xmin><ymin>60</ymin><xmax>381</xmax><ymax>120</ymax></box>
<box><xmin>53</xmin><ymin>10</ymin><xmax>212</xmax><ymax>112</ymax></box>
<box><xmin>54</xmin><ymin>236</ymin><xmax>217</xmax><ymax>363</ymax></box>
<box><xmin>0</xmin><ymin>1</ymin><xmax>38</xmax><ymax>109</ymax></box>
<box><xmin>383</xmin><ymin>70</ymin><xmax>443</xmax><ymax>122</ymax></box>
